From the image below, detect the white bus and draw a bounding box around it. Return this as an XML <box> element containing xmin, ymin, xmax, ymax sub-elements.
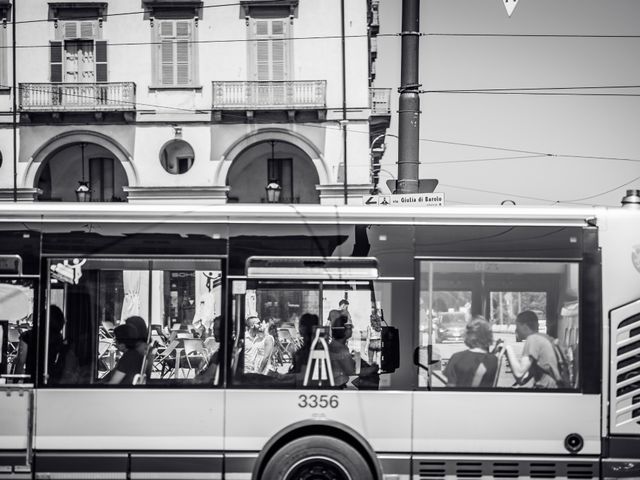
<box><xmin>0</xmin><ymin>201</ymin><xmax>639</xmax><ymax>479</ymax></box>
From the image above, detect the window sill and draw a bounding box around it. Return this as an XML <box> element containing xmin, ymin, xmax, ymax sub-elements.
<box><xmin>149</xmin><ymin>85</ymin><xmax>203</xmax><ymax>92</ymax></box>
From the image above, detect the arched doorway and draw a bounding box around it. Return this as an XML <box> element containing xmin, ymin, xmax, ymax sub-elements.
<box><xmin>226</xmin><ymin>140</ymin><xmax>320</xmax><ymax>203</ymax></box>
<box><xmin>36</xmin><ymin>142</ymin><xmax>129</xmax><ymax>202</ymax></box>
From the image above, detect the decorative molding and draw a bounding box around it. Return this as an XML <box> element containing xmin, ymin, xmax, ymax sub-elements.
<box><xmin>123</xmin><ymin>186</ymin><xmax>230</xmax><ymax>204</ymax></box>
<box><xmin>0</xmin><ymin>188</ymin><xmax>43</xmax><ymax>202</ymax></box>
<box><xmin>48</xmin><ymin>2</ymin><xmax>108</xmax><ymax>21</ymax></box>
<box><xmin>240</xmin><ymin>0</ymin><xmax>298</xmax><ymax>19</ymax></box>
<box><xmin>142</xmin><ymin>0</ymin><xmax>204</xmax><ymax>19</ymax></box>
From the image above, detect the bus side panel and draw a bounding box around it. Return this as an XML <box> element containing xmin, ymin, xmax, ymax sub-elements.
<box><xmin>413</xmin><ymin>392</ymin><xmax>600</xmax><ymax>454</ymax></box>
<box><xmin>224</xmin><ymin>390</ymin><xmax>412</xmax><ymax>453</ymax></box>
<box><xmin>33</xmin><ymin>389</ymin><xmax>224</xmax><ymax>476</ymax></box>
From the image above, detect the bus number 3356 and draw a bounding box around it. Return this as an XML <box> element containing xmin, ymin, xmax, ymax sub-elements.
<box><xmin>298</xmin><ymin>394</ymin><xmax>339</xmax><ymax>409</ymax></box>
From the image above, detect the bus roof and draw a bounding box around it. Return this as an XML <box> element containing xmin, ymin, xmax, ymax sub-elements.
<box><xmin>0</xmin><ymin>203</ymin><xmax>620</xmax><ymax>226</ymax></box>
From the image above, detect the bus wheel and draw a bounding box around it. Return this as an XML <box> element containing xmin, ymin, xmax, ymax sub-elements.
<box><xmin>262</xmin><ymin>435</ymin><xmax>371</xmax><ymax>480</ymax></box>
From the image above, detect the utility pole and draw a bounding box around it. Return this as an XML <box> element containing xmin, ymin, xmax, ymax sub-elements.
<box><xmin>340</xmin><ymin>0</ymin><xmax>348</xmax><ymax>205</ymax></box>
<box><xmin>12</xmin><ymin>0</ymin><xmax>17</xmax><ymax>202</ymax></box>
<box><xmin>397</xmin><ymin>0</ymin><xmax>420</xmax><ymax>194</ymax></box>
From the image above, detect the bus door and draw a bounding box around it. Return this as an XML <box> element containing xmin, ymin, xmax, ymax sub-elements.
<box><xmin>413</xmin><ymin>258</ymin><xmax>601</xmax><ymax>471</ymax></box>
<box><xmin>0</xmin><ymin>256</ymin><xmax>37</xmax><ymax>477</ymax></box>
<box><xmin>34</xmin><ymin>257</ymin><xmax>225</xmax><ymax>479</ymax></box>
<box><xmin>225</xmin><ymin>257</ymin><xmax>412</xmax><ymax>479</ymax></box>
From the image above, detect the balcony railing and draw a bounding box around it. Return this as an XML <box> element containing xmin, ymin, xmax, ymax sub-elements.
<box><xmin>212</xmin><ymin>81</ymin><xmax>326</xmax><ymax>110</ymax></box>
<box><xmin>370</xmin><ymin>87</ymin><xmax>391</xmax><ymax>115</ymax></box>
<box><xmin>19</xmin><ymin>82</ymin><xmax>136</xmax><ymax>111</ymax></box>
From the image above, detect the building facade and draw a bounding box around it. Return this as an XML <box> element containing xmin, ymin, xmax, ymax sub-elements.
<box><xmin>0</xmin><ymin>0</ymin><xmax>390</xmax><ymax>205</ymax></box>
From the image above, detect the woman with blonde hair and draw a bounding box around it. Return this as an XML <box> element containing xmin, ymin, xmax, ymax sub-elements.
<box><xmin>443</xmin><ymin>316</ymin><xmax>498</xmax><ymax>388</ymax></box>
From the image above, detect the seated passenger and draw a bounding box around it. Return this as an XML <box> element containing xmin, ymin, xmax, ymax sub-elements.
<box><xmin>289</xmin><ymin>313</ymin><xmax>319</xmax><ymax>374</ymax></box>
<box><xmin>15</xmin><ymin>305</ymin><xmax>66</xmax><ymax>382</ymax></box>
<box><xmin>244</xmin><ymin>316</ymin><xmax>274</xmax><ymax>375</ymax></box>
<box><xmin>444</xmin><ymin>316</ymin><xmax>498</xmax><ymax>388</ymax></box>
<box><xmin>106</xmin><ymin>323</ymin><xmax>144</xmax><ymax>385</ymax></box>
<box><xmin>193</xmin><ymin>316</ymin><xmax>222</xmax><ymax>384</ymax></box>
<box><xmin>505</xmin><ymin>310</ymin><xmax>561</xmax><ymax>389</ymax></box>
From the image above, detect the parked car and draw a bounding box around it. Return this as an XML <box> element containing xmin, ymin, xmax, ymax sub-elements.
<box><xmin>435</xmin><ymin>312</ymin><xmax>467</xmax><ymax>343</ymax></box>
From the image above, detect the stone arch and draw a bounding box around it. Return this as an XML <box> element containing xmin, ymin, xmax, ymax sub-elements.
<box><xmin>214</xmin><ymin>127</ymin><xmax>328</xmax><ymax>186</ymax></box>
<box><xmin>23</xmin><ymin>130</ymin><xmax>138</xmax><ymax>188</ymax></box>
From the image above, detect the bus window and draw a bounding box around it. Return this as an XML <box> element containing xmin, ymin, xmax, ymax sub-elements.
<box><xmin>45</xmin><ymin>257</ymin><xmax>223</xmax><ymax>386</ymax></box>
<box><xmin>231</xmin><ymin>278</ymin><xmax>400</xmax><ymax>390</ymax></box>
<box><xmin>0</xmin><ymin>279</ymin><xmax>35</xmax><ymax>382</ymax></box>
<box><xmin>419</xmin><ymin>261</ymin><xmax>580</xmax><ymax>391</ymax></box>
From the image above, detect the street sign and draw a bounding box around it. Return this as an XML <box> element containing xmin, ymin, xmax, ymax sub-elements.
<box><xmin>363</xmin><ymin>192</ymin><xmax>445</xmax><ymax>207</ymax></box>
<box><xmin>503</xmin><ymin>0</ymin><xmax>519</xmax><ymax>17</ymax></box>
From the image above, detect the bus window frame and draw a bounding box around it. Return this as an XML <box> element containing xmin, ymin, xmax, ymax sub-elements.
<box><xmin>41</xmin><ymin>254</ymin><xmax>227</xmax><ymax>389</ymax></box>
<box><xmin>415</xmin><ymin>257</ymin><xmax>589</xmax><ymax>393</ymax></box>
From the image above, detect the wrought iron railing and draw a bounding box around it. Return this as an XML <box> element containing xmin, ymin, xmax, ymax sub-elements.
<box><xmin>212</xmin><ymin>81</ymin><xmax>326</xmax><ymax>110</ymax></box>
<box><xmin>369</xmin><ymin>87</ymin><xmax>391</xmax><ymax>115</ymax></box>
<box><xmin>19</xmin><ymin>82</ymin><xmax>136</xmax><ymax>111</ymax></box>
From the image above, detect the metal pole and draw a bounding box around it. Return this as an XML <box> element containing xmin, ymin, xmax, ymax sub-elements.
<box><xmin>12</xmin><ymin>0</ymin><xmax>17</xmax><ymax>202</ymax></box>
<box><xmin>397</xmin><ymin>0</ymin><xmax>420</xmax><ymax>194</ymax></box>
<box><xmin>340</xmin><ymin>0</ymin><xmax>348</xmax><ymax>205</ymax></box>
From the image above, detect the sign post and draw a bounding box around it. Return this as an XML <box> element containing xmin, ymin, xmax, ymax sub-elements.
<box><xmin>363</xmin><ymin>193</ymin><xmax>445</xmax><ymax>207</ymax></box>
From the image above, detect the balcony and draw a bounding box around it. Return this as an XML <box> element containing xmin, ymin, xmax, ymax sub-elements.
<box><xmin>19</xmin><ymin>82</ymin><xmax>136</xmax><ymax>122</ymax></box>
<box><xmin>212</xmin><ymin>80</ymin><xmax>326</xmax><ymax>122</ymax></box>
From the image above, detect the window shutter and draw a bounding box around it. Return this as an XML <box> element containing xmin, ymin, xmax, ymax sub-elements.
<box><xmin>175</xmin><ymin>21</ymin><xmax>191</xmax><ymax>85</ymax></box>
<box><xmin>159</xmin><ymin>21</ymin><xmax>175</xmax><ymax>85</ymax></box>
<box><xmin>95</xmin><ymin>41</ymin><xmax>107</xmax><ymax>82</ymax></box>
<box><xmin>80</xmin><ymin>21</ymin><xmax>95</xmax><ymax>39</ymax></box>
<box><xmin>50</xmin><ymin>41</ymin><xmax>63</xmax><ymax>82</ymax></box>
<box><xmin>64</xmin><ymin>21</ymin><xmax>78</xmax><ymax>39</ymax></box>
<box><xmin>271</xmin><ymin>21</ymin><xmax>285</xmax><ymax>81</ymax></box>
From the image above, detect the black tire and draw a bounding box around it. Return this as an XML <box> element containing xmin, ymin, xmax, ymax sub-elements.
<box><xmin>261</xmin><ymin>435</ymin><xmax>372</xmax><ymax>480</ymax></box>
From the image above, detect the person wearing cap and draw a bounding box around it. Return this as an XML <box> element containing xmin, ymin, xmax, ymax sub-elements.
<box><xmin>328</xmin><ymin>313</ymin><xmax>356</xmax><ymax>388</ymax></box>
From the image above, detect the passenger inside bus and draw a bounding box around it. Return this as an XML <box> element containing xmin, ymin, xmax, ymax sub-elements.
<box><xmin>443</xmin><ymin>316</ymin><xmax>498</xmax><ymax>388</ymax></box>
<box><xmin>244</xmin><ymin>316</ymin><xmax>275</xmax><ymax>375</ymax></box>
<box><xmin>504</xmin><ymin>310</ymin><xmax>564</xmax><ymax>389</ymax></box>
<box><xmin>105</xmin><ymin>323</ymin><xmax>145</xmax><ymax>385</ymax></box>
<box><xmin>15</xmin><ymin>305</ymin><xmax>66</xmax><ymax>382</ymax></box>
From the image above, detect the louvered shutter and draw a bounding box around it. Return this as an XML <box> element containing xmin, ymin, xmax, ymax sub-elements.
<box><xmin>159</xmin><ymin>21</ymin><xmax>175</xmax><ymax>85</ymax></box>
<box><xmin>95</xmin><ymin>41</ymin><xmax>107</xmax><ymax>82</ymax></box>
<box><xmin>255</xmin><ymin>20</ymin><xmax>269</xmax><ymax>81</ymax></box>
<box><xmin>253</xmin><ymin>19</ymin><xmax>288</xmax><ymax>81</ymax></box>
<box><xmin>80</xmin><ymin>21</ymin><xmax>94</xmax><ymax>39</ymax></box>
<box><xmin>50</xmin><ymin>41</ymin><xmax>63</xmax><ymax>82</ymax></box>
<box><xmin>63</xmin><ymin>21</ymin><xmax>78</xmax><ymax>39</ymax></box>
<box><xmin>175</xmin><ymin>21</ymin><xmax>191</xmax><ymax>86</ymax></box>
<box><xmin>271</xmin><ymin>20</ymin><xmax>285</xmax><ymax>81</ymax></box>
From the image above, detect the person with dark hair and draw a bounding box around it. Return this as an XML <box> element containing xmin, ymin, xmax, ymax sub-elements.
<box><xmin>106</xmin><ymin>322</ymin><xmax>145</xmax><ymax>385</ymax></box>
<box><xmin>15</xmin><ymin>305</ymin><xmax>66</xmax><ymax>381</ymax></box>
<box><xmin>328</xmin><ymin>314</ymin><xmax>356</xmax><ymax>388</ymax></box>
<box><xmin>444</xmin><ymin>316</ymin><xmax>498</xmax><ymax>387</ymax></box>
<box><xmin>193</xmin><ymin>316</ymin><xmax>223</xmax><ymax>384</ymax></box>
<box><xmin>505</xmin><ymin>310</ymin><xmax>560</xmax><ymax>388</ymax></box>
<box><xmin>290</xmin><ymin>313</ymin><xmax>319</xmax><ymax>374</ymax></box>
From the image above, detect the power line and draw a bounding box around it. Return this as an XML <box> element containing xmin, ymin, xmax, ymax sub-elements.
<box><xmin>8</xmin><ymin>85</ymin><xmax>640</xmax><ymax>167</ymax></box>
<box><xmin>2</xmin><ymin>33</ymin><xmax>389</xmax><ymax>51</ymax></box>
<box><xmin>424</xmin><ymin>32</ymin><xmax>640</xmax><ymax>39</ymax></box>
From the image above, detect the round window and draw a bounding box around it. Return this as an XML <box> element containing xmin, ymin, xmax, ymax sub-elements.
<box><xmin>160</xmin><ymin>139</ymin><xmax>194</xmax><ymax>174</ymax></box>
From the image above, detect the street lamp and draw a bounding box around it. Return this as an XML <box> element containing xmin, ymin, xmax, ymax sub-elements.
<box><xmin>75</xmin><ymin>142</ymin><xmax>92</xmax><ymax>202</ymax></box>
<box><xmin>370</xmin><ymin>134</ymin><xmax>386</xmax><ymax>194</ymax></box>
<box><xmin>265</xmin><ymin>179</ymin><xmax>282</xmax><ymax>203</ymax></box>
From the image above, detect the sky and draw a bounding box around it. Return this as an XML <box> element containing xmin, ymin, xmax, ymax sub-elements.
<box><xmin>375</xmin><ymin>0</ymin><xmax>640</xmax><ymax>206</ymax></box>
